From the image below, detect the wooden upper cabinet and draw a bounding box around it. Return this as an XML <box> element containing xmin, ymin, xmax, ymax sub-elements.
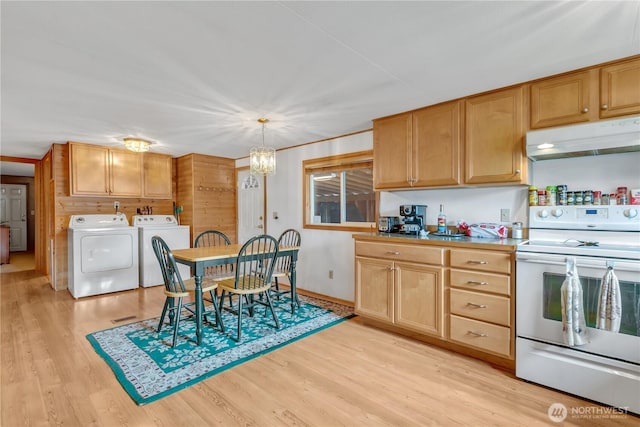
<box><xmin>69</xmin><ymin>143</ymin><xmax>110</xmax><ymax>196</ymax></box>
<box><xmin>109</xmin><ymin>149</ymin><xmax>143</xmax><ymax>197</ymax></box>
<box><xmin>142</xmin><ymin>152</ymin><xmax>173</xmax><ymax>199</ymax></box>
<box><xmin>530</xmin><ymin>69</ymin><xmax>599</xmax><ymax>129</ymax></box>
<box><xmin>530</xmin><ymin>57</ymin><xmax>640</xmax><ymax>128</ymax></box>
<box><xmin>465</xmin><ymin>87</ymin><xmax>526</xmax><ymax>185</ymax></box>
<box><xmin>600</xmin><ymin>57</ymin><xmax>640</xmax><ymax>119</ymax></box>
<box><xmin>69</xmin><ymin>142</ymin><xmax>142</xmax><ymax>197</ymax></box>
<box><xmin>373</xmin><ymin>113</ymin><xmax>412</xmax><ymax>189</ymax></box>
<box><xmin>412</xmin><ymin>101</ymin><xmax>462</xmax><ymax>187</ymax></box>
<box><xmin>373</xmin><ymin>101</ymin><xmax>463</xmax><ymax>190</ymax></box>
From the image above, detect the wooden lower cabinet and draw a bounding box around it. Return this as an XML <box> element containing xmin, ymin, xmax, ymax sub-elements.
<box><xmin>354</xmin><ymin>236</ymin><xmax>516</xmax><ymax>368</ymax></box>
<box><xmin>355</xmin><ymin>241</ymin><xmax>445</xmax><ymax>338</ymax></box>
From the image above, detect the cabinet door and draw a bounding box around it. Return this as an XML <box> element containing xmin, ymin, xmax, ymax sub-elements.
<box><xmin>412</xmin><ymin>101</ymin><xmax>462</xmax><ymax>187</ymax></box>
<box><xmin>600</xmin><ymin>58</ymin><xmax>640</xmax><ymax>118</ymax></box>
<box><xmin>143</xmin><ymin>152</ymin><xmax>172</xmax><ymax>198</ymax></box>
<box><xmin>530</xmin><ymin>69</ymin><xmax>598</xmax><ymax>128</ymax></box>
<box><xmin>109</xmin><ymin>149</ymin><xmax>142</xmax><ymax>197</ymax></box>
<box><xmin>373</xmin><ymin>113</ymin><xmax>412</xmax><ymax>189</ymax></box>
<box><xmin>355</xmin><ymin>256</ymin><xmax>393</xmax><ymax>323</ymax></box>
<box><xmin>69</xmin><ymin>143</ymin><xmax>110</xmax><ymax>196</ymax></box>
<box><xmin>464</xmin><ymin>87</ymin><xmax>526</xmax><ymax>185</ymax></box>
<box><xmin>394</xmin><ymin>261</ymin><xmax>444</xmax><ymax>337</ymax></box>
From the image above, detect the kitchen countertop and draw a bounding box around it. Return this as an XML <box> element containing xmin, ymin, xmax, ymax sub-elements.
<box><xmin>353</xmin><ymin>232</ymin><xmax>526</xmax><ymax>252</ymax></box>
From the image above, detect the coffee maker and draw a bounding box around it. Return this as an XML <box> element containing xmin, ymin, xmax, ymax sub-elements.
<box><xmin>399</xmin><ymin>205</ymin><xmax>427</xmax><ymax>234</ymax></box>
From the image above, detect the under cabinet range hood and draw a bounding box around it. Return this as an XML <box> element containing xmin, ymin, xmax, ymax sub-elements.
<box><xmin>526</xmin><ymin>116</ymin><xmax>640</xmax><ymax>161</ymax></box>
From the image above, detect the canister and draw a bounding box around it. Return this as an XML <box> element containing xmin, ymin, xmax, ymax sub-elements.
<box><xmin>602</xmin><ymin>193</ymin><xmax>610</xmax><ymax>205</ymax></box>
<box><xmin>528</xmin><ymin>186</ymin><xmax>538</xmax><ymax>206</ymax></box>
<box><xmin>512</xmin><ymin>222</ymin><xmax>523</xmax><ymax>239</ymax></box>
<box><xmin>557</xmin><ymin>185</ymin><xmax>568</xmax><ymax>205</ymax></box>
<box><xmin>575</xmin><ymin>191</ymin><xmax>584</xmax><ymax>205</ymax></box>
<box><xmin>593</xmin><ymin>191</ymin><xmax>602</xmax><ymax>205</ymax></box>
<box><xmin>546</xmin><ymin>186</ymin><xmax>557</xmax><ymax>206</ymax></box>
<box><xmin>583</xmin><ymin>190</ymin><xmax>593</xmax><ymax>205</ymax></box>
<box><xmin>567</xmin><ymin>191</ymin><xmax>575</xmax><ymax>205</ymax></box>
<box><xmin>537</xmin><ymin>189</ymin><xmax>546</xmax><ymax>206</ymax></box>
<box><xmin>609</xmin><ymin>193</ymin><xmax>617</xmax><ymax>205</ymax></box>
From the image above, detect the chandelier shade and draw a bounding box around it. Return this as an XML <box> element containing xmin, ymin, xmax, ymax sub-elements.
<box><xmin>123</xmin><ymin>137</ymin><xmax>152</xmax><ymax>152</ymax></box>
<box><xmin>250</xmin><ymin>118</ymin><xmax>276</xmax><ymax>175</ymax></box>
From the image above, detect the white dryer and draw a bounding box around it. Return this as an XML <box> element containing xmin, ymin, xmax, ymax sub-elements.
<box><xmin>68</xmin><ymin>213</ymin><xmax>139</xmax><ymax>299</ymax></box>
<box><xmin>133</xmin><ymin>215</ymin><xmax>191</xmax><ymax>287</ymax></box>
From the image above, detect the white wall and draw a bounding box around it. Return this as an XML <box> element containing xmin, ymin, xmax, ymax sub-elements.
<box><xmin>237</xmin><ymin>132</ymin><xmax>372</xmax><ymax>302</ymax></box>
<box><xmin>238</xmin><ymin>134</ymin><xmax>640</xmax><ymax>302</ymax></box>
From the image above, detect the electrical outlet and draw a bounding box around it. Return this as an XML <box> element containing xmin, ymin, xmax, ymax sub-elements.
<box><xmin>114</xmin><ymin>201</ymin><xmax>120</xmax><ymax>210</ymax></box>
<box><xmin>328</xmin><ymin>270</ymin><xmax>334</xmax><ymax>279</ymax></box>
<box><xmin>500</xmin><ymin>208</ymin><xmax>510</xmax><ymax>222</ymax></box>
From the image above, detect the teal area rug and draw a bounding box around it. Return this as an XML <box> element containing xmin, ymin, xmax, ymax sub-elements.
<box><xmin>86</xmin><ymin>295</ymin><xmax>354</xmax><ymax>405</ymax></box>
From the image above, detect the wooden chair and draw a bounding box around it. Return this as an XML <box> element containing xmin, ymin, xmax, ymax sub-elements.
<box><xmin>152</xmin><ymin>236</ymin><xmax>224</xmax><ymax>347</ymax></box>
<box><xmin>271</xmin><ymin>229</ymin><xmax>301</xmax><ymax>313</ymax></box>
<box><xmin>194</xmin><ymin>230</ymin><xmax>235</xmax><ymax>281</ymax></box>
<box><xmin>217</xmin><ymin>234</ymin><xmax>280</xmax><ymax>342</ymax></box>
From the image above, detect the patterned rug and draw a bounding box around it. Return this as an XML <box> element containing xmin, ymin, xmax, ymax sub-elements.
<box><xmin>86</xmin><ymin>294</ymin><xmax>354</xmax><ymax>405</ymax></box>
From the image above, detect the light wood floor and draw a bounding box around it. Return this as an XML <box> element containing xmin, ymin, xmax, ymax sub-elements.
<box><xmin>1</xmin><ymin>271</ymin><xmax>637</xmax><ymax>427</ymax></box>
<box><xmin>0</xmin><ymin>251</ymin><xmax>35</xmax><ymax>273</ymax></box>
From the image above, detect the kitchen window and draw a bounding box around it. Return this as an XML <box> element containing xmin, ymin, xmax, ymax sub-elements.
<box><xmin>303</xmin><ymin>151</ymin><xmax>376</xmax><ymax>231</ymax></box>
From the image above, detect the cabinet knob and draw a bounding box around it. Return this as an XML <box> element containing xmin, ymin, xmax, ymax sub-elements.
<box><xmin>387</xmin><ymin>266</ymin><xmax>396</xmax><ymax>271</ymax></box>
<box><xmin>601</xmin><ymin>104</ymin><xmax>608</xmax><ymax>110</ymax></box>
<box><xmin>515</xmin><ymin>169</ymin><xmax>521</xmax><ymax>175</ymax></box>
<box><xmin>581</xmin><ymin>107</ymin><xmax>589</xmax><ymax>113</ymax></box>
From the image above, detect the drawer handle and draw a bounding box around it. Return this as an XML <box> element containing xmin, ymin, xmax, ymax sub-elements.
<box><xmin>467</xmin><ymin>330</ymin><xmax>488</xmax><ymax>337</ymax></box>
<box><xmin>467</xmin><ymin>280</ymin><xmax>489</xmax><ymax>286</ymax></box>
<box><xmin>466</xmin><ymin>302</ymin><xmax>488</xmax><ymax>309</ymax></box>
<box><xmin>386</xmin><ymin>251</ymin><xmax>400</xmax><ymax>255</ymax></box>
<box><xmin>468</xmin><ymin>260</ymin><xmax>489</xmax><ymax>265</ymax></box>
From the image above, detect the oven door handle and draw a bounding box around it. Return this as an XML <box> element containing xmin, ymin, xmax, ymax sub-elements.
<box><xmin>517</xmin><ymin>252</ymin><xmax>640</xmax><ymax>272</ymax></box>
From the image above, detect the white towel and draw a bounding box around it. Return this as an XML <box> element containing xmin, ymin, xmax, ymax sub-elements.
<box><xmin>596</xmin><ymin>264</ymin><xmax>622</xmax><ymax>332</ymax></box>
<box><xmin>561</xmin><ymin>257</ymin><xmax>589</xmax><ymax>346</ymax></box>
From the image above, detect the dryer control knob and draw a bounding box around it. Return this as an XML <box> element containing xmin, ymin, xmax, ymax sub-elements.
<box><xmin>623</xmin><ymin>208</ymin><xmax>638</xmax><ymax>219</ymax></box>
<box><xmin>551</xmin><ymin>209</ymin><xmax>564</xmax><ymax>218</ymax></box>
<box><xmin>538</xmin><ymin>209</ymin><xmax>549</xmax><ymax>219</ymax></box>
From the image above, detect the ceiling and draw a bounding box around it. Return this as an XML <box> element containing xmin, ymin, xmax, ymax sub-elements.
<box><xmin>1</xmin><ymin>1</ymin><xmax>639</xmax><ymax>175</ymax></box>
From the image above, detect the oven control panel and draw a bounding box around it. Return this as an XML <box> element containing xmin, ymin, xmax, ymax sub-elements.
<box><xmin>529</xmin><ymin>205</ymin><xmax>640</xmax><ymax>231</ymax></box>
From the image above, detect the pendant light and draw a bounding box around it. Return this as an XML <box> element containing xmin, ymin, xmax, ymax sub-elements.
<box><xmin>250</xmin><ymin>118</ymin><xmax>276</xmax><ymax>175</ymax></box>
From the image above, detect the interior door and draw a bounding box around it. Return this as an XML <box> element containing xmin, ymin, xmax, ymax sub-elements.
<box><xmin>237</xmin><ymin>169</ymin><xmax>265</xmax><ymax>244</ymax></box>
<box><xmin>0</xmin><ymin>184</ymin><xmax>28</xmax><ymax>251</ymax></box>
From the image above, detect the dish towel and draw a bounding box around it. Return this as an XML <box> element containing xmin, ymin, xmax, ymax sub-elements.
<box><xmin>561</xmin><ymin>257</ymin><xmax>589</xmax><ymax>346</ymax></box>
<box><xmin>596</xmin><ymin>262</ymin><xmax>622</xmax><ymax>332</ymax></box>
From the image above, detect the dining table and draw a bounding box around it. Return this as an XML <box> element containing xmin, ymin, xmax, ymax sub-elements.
<box><xmin>171</xmin><ymin>243</ymin><xmax>300</xmax><ymax>345</ymax></box>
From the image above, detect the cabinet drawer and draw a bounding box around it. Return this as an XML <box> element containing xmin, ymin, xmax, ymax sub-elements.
<box><xmin>450</xmin><ymin>289</ymin><xmax>510</xmax><ymax>326</ymax></box>
<box><xmin>355</xmin><ymin>241</ymin><xmax>444</xmax><ymax>265</ymax></box>
<box><xmin>450</xmin><ymin>269</ymin><xmax>510</xmax><ymax>296</ymax></box>
<box><xmin>450</xmin><ymin>249</ymin><xmax>511</xmax><ymax>274</ymax></box>
<box><xmin>449</xmin><ymin>315</ymin><xmax>511</xmax><ymax>357</ymax></box>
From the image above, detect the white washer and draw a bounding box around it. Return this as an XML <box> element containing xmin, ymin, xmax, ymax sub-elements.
<box><xmin>133</xmin><ymin>215</ymin><xmax>191</xmax><ymax>287</ymax></box>
<box><xmin>68</xmin><ymin>213</ymin><xmax>139</xmax><ymax>299</ymax></box>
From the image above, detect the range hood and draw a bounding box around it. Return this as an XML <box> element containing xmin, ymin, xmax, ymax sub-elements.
<box><xmin>526</xmin><ymin>116</ymin><xmax>640</xmax><ymax>161</ymax></box>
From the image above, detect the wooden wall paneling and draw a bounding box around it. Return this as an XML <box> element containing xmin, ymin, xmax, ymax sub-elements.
<box><xmin>176</xmin><ymin>155</ymin><xmax>195</xmax><ymax>242</ymax></box>
<box><xmin>176</xmin><ymin>153</ymin><xmax>236</xmax><ymax>245</ymax></box>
